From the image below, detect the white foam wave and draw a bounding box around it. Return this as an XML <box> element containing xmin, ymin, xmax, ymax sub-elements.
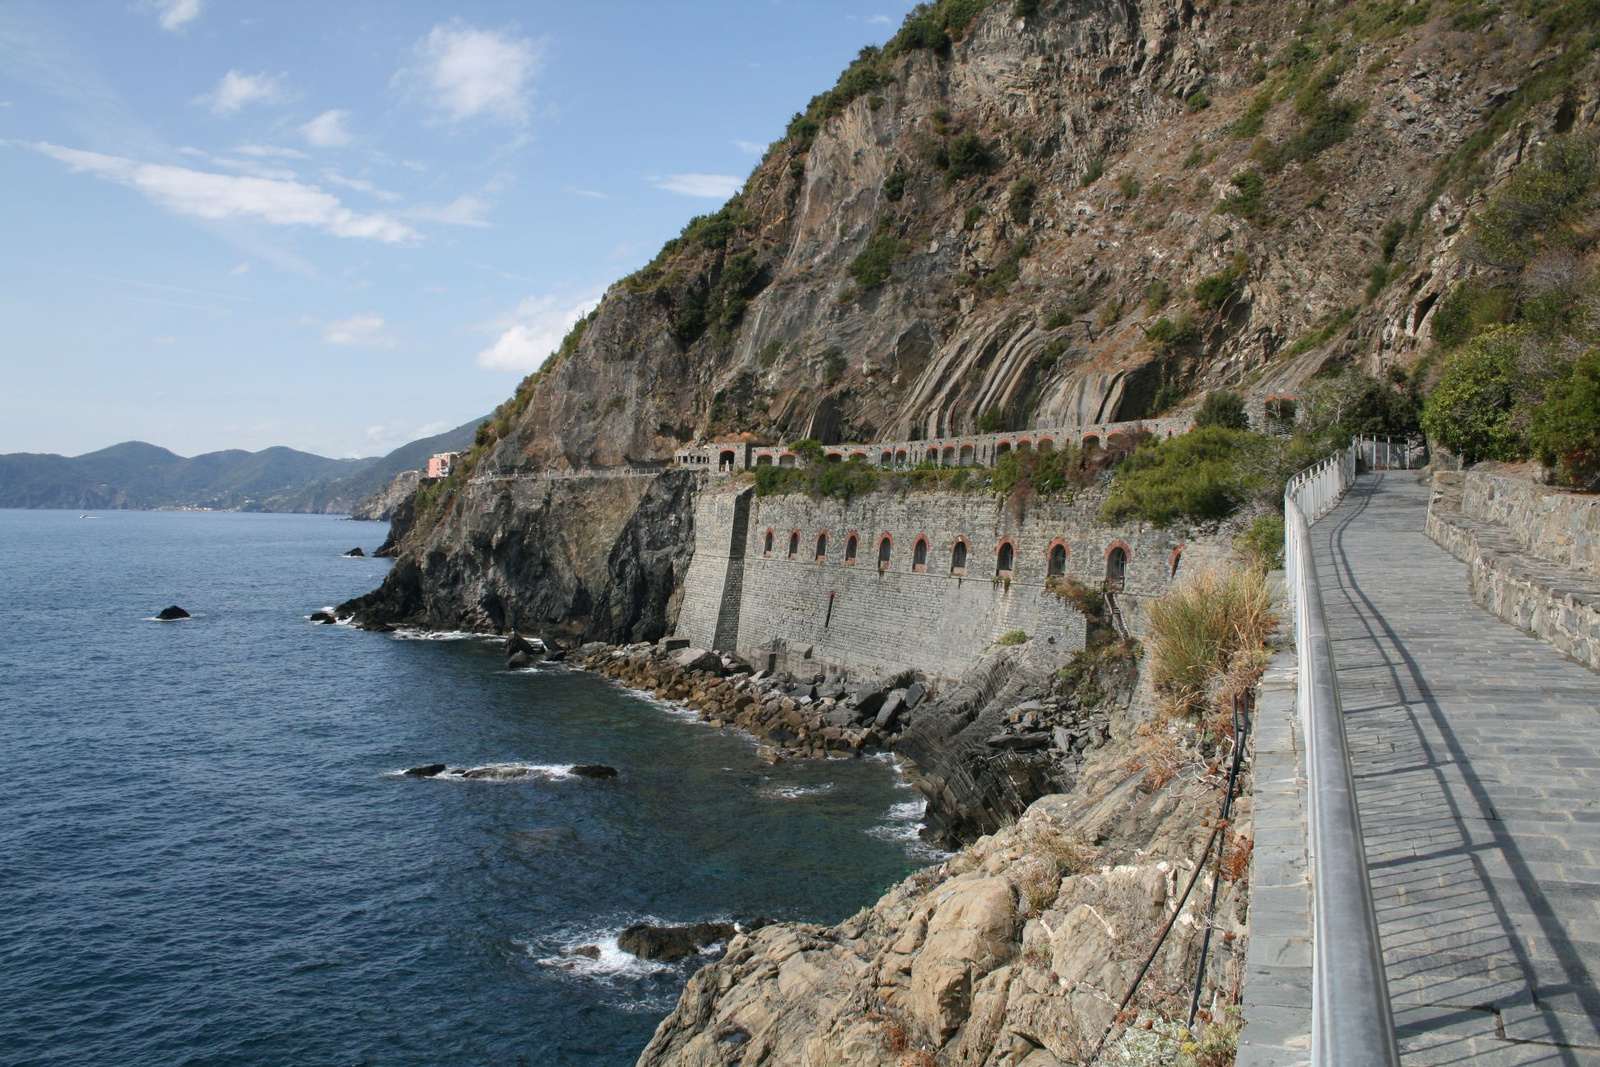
<box><xmin>762</xmin><ymin>783</ymin><xmax>835</xmax><ymax>800</ymax></box>
<box><xmin>388</xmin><ymin>628</ymin><xmax>499</xmax><ymax>642</ymax></box>
<box><xmin>868</xmin><ymin>798</ymin><xmax>951</xmax><ymax>859</ymax></box>
<box><xmin>523</xmin><ymin>932</ymin><xmax>678</xmax><ymax>979</ymax></box>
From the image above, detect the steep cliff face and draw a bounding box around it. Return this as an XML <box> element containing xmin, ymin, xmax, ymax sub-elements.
<box><xmin>339</xmin><ymin>471</ymin><xmax>697</xmax><ymax>644</ymax></box>
<box><xmin>474</xmin><ymin>0</ymin><xmax>1596</xmax><ymax>477</ymax></box>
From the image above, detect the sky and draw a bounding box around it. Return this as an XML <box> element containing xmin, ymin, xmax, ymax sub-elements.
<box><xmin>0</xmin><ymin>0</ymin><xmax>912</xmax><ymax>458</ymax></box>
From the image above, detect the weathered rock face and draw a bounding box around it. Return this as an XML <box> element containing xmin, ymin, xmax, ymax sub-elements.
<box><xmin>340</xmin><ymin>471</ymin><xmax>697</xmax><ymax>645</ymax></box>
<box><xmin>351</xmin><ymin>469</ymin><xmax>420</xmax><ymax>522</ymax></box>
<box><xmin>636</xmin><ymin>733</ymin><xmax>1253</xmax><ymax>1067</ymax></box>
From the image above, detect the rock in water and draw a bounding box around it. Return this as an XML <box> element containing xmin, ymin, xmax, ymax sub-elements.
<box><xmin>309</xmin><ymin>610</ymin><xmax>336</xmax><ymax>624</ymax></box>
<box><xmin>506</xmin><ymin>631</ymin><xmax>542</xmax><ymax>669</ymax></box>
<box><xmin>570</xmin><ymin>764</ymin><xmax>618</xmax><ymax>779</ymax></box>
<box><xmin>618</xmin><ymin>921</ymin><xmax>738</xmax><ymax>961</ymax></box>
<box><xmin>343</xmin><ymin>547</ymin><xmax>365</xmax><ymax>557</ymax></box>
<box><xmin>155</xmin><ymin>605</ymin><xmax>190</xmax><ymax>621</ymax></box>
<box><xmin>403</xmin><ymin>763</ymin><xmax>448</xmax><ymax>778</ymax></box>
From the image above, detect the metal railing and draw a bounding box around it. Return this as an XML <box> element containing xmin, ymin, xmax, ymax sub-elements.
<box><xmin>1283</xmin><ymin>436</ymin><xmax>1402</xmax><ymax>1067</ymax></box>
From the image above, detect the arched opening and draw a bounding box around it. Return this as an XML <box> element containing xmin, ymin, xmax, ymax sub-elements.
<box><xmin>959</xmin><ymin>443</ymin><xmax>975</xmax><ymax>466</ymax></box>
<box><xmin>755</xmin><ymin>453</ymin><xmax>773</xmax><ymax>467</ymax></box>
<box><xmin>942</xmin><ymin>445</ymin><xmax>956</xmax><ymax>466</ymax></box>
<box><xmin>1016</xmin><ymin>439</ymin><xmax>1033</xmax><ymax>453</ymax></box>
<box><xmin>852</xmin><ymin>450</ymin><xmax>869</xmax><ymax>462</ymax></box>
<box><xmin>1048</xmin><ymin>542</ymin><xmax>1068</xmax><ymax>577</ymax></box>
<box><xmin>996</xmin><ymin>441</ymin><xmax>1012</xmax><ymax>458</ymax></box>
<box><xmin>1082</xmin><ymin>434</ymin><xmax>1100</xmax><ymax>452</ymax></box>
<box><xmin>1105</xmin><ymin>432</ymin><xmax>1130</xmax><ymax>453</ymax></box>
<box><xmin>913</xmin><ymin>537</ymin><xmax>928</xmax><ymax>573</ymax></box>
<box><xmin>1106</xmin><ymin>544</ymin><xmax>1128</xmax><ymax>588</ymax></box>
<box><xmin>1265</xmin><ymin>397</ymin><xmax>1297</xmax><ymax>435</ymax></box>
<box><xmin>894</xmin><ymin>448</ymin><xmax>908</xmax><ymax>467</ymax></box>
<box><xmin>719</xmin><ymin>449</ymin><xmax>736</xmax><ymax>471</ymax></box>
<box><xmin>788</xmin><ymin>531</ymin><xmax>800</xmax><ymax>560</ymax></box>
<box><xmin>951</xmin><ymin>538</ymin><xmax>968</xmax><ymax>576</ymax></box>
<box><xmin>880</xmin><ymin>450</ymin><xmax>893</xmax><ymax>467</ymax></box>
<box><xmin>815</xmin><ymin>533</ymin><xmax>828</xmax><ymax>562</ymax></box>
<box><xmin>878</xmin><ymin>536</ymin><xmax>892</xmax><ymax>571</ymax></box>
<box><xmin>996</xmin><ymin>540</ymin><xmax>1015</xmax><ymax>578</ymax></box>
<box><xmin>779</xmin><ymin>452</ymin><xmax>797</xmax><ymax>468</ymax></box>
<box><xmin>845</xmin><ymin>533</ymin><xmax>858</xmax><ymax>565</ymax></box>
<box><xmin>825</xmin><ymin>451</ymin><xmax>843</xmax><ymax>463</ymax></box>
<box><xmin>1037</xmin><ymin>437</ymin><xmax>1054</xmax><ymax>454</ymax></box>
<box><xmin>763</xmin><ymin>529</ymin><xmax>774</xmax><ymax>557</ymax></box>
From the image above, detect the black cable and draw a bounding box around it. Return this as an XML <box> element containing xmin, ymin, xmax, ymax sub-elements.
<box><xmin>1187</xmin><ymin>693</ymin><xmax>1252</xmax><ymax>1029</ymax></box>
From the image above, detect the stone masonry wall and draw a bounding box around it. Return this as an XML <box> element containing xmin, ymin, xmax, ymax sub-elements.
<box><xmin>676</xmin><ymin>481</ymin><xmax>1230</xmax><ymax>682</ymax></box>
<box><xmin>1457</xmin><ymin>473</ymin><xmax>1600</xmax><ymax>578</ymax></box>
<box><xmin>1427</xmin><ymin>472</ymin><xmax>1600</xmax><ymax>671</ymax></box>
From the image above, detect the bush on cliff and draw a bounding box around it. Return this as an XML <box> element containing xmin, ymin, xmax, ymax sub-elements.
<box><xmin>1530</xmin><ymin>349</ymin><xmax>1600</xmax><ymax>489</ymax></box>
<box><xmin>753</xmin><ymin>456</ymin><xmax>880</xmax><ymax>501</ymax></box>
<box><xmin>1194</xmin><ymin>389</ymin><xmax>1249</xmax><ymax>431</ymax></box>
<box><xmin>1100</xmin><ymin>428</ymin><xmax>1277</xmax><ymax>526</ymax></box>
<box><xmin>1421</xmin><ymin>328</ymin><xmax>1530</xmax><ymax>463</ymax></box>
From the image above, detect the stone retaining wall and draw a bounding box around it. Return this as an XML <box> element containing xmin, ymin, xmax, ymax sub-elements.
<box><xmin>1457</xmin><ymin>472</ymin><xmax>1600</xmax><ymax>578</ymax></box>
<box><xmin>677</xmin><ymin>482</ymin><xmax>1230</xmax><ymax>681</ymax></box>
<box><xmin>1426</xmin><ymin>472</ymin><xmax>1600</xmax><ymax>671</ymax></box>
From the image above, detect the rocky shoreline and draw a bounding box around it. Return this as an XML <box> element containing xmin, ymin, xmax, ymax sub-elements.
<box><xmin>568</xmin><ymin>636</ymin><xmax>1127</xmax><ymax>849</ymax></box>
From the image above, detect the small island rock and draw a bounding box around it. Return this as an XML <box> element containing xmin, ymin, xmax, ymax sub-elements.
<box><xmin>571</xmin><ymin>764</ymin><xmax>618</xmax><ymax>779</ymax></box>
<box><xmin>343</xmin><ymin>547</ymin><xmax>365</xmax><ymax>557</ymax></box>
<box><xmin>155</xmin><ymin>605</ymin><xmax>190</xmax><ymax>621</ymax></box>
<box><xmin>403</xmin><ymin>763</ymin><xmax>448</xmax><ymax>778</ymax></box>
<box><xmin>618</xmin><ymin>921</ymin><xmax>737</xmax><ymax>961</ymax></box>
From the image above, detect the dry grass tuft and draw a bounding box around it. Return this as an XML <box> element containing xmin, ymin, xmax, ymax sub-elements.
<box><xmin>1147</xmin><ymin>567</ymin><xmax>1275</xmax><ymax>719</ymax></box>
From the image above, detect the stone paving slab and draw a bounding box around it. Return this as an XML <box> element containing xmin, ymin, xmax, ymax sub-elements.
<box><xmin>1312</xmin><ymin>472</ymin><xmax>1600</xmax><ymax>1064</ymax></box>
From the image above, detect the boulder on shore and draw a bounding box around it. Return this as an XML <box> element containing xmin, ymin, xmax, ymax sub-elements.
<box><xmin>671</xmin><ymin>647</ymin><xmax>723</xmax><ymax>675</ymax></box>
<box><xmin>506</xmin><ymin>631</ymin><xmax>542</xmax><ymax>669</ymax></box>
<box><xmin>343</xmin><ymin>547</ymin><xmax>365</xmax><ymax>557</ymax></box>
<box><xmin>310</xmin><ymin>610</ymin><xmax>337</xmax><ymax>624</ymax></box>
<box><xmin>155</xmin><ymin>605</ymin><xmax>190</xmax><ymax>621</ymax></box>
<box><xmin>571</xmin><ymin>764</ymin><xmax>618</xmax><ymax>779</ymax></box>
<box><xmin>403</xmin><ymin>763</ymin><xmax>448</xmax><ymax>778</ymax></box>
<box><xmin>618</xmin><ymin>921</ymin><xmax>738</xmax><ymax>961</ymax></box>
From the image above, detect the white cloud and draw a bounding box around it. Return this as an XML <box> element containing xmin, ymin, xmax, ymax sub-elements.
<box><xmin>301</xmin><ymin>109</ymin><xmax>352</xmax><ymax>147</ymax></box>
<box><xmin>230</xmin><ymin>261</ymin><xmax>250</xmax><ymax>275</ymax></box>
<box><xmin>324</xmin><ymin>171</ymin><xmax>402</xmax><ymax>202</ymax></box>
<box><xmin>407</xmin><ymin>194</ymin><xmax>491</xmax><ymax>227</ymax></box>
<box><xmin>733</xmin><ymin>139</ymin><xmax>766</xmax><ymax>155</ymax></box>
<box><xmin>476</xmin><ymin>291</ymin><xmax>601</xmax><ymax>372</ymax></box>
<box><xmin>398</xmin><ymin>21</ymin><xmax>541</xmax><ymax>125</ymax></box>
<box><xmin>363</xmin><ymin>419</ymin><xmax>454</xmax><ymax>453</ymax></box>
<box><xmin>868</xmin><ymin>14</ymin><xmax>892</xmax><ymax>25</ymax></box>
<box><xmin>35</xmin><ymin>142</ymin><xmax>420</xmax><ymax>244</ymax></box>
<box><xmin>563</xmin><ymin>185</ymin><xmax>607</xmax><ymax>199</ymax></box>
<box><xmin>325</xmin><ymin>313</ymin><xmax>398</xmax><ymax>349</ymax></box>
<box><xmin>233</xmin><ymin>143</ymin><xmax>308</xmax><ymax>159</ymax></box>
<box><xmin>200</xmin><ymin>70</ymin><xmax>286</xmax><ymax>115</ymax></box>
<box><xmin>152</xmin><ymin>0</ymin><xmax>203</xmax><ymax>32</ymax></box>
<box><xmin>651</xmin><ymin>173</ymin><xmax>742</xmax><ymax>199</ymax></box>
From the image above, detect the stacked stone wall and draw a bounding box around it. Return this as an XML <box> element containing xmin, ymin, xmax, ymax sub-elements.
<box><xmin>1457</xmin><ymin>473</ymin><xmax>1600</xmax><ymax>577</ymax></box>
<box><xmin>674</xmin><ymin>484</ymin><xmax>1231</xmax><ymax>682</ymax></box>
<box><xmin>674</xmin><ymin>486</ymin><xmax>751</xmax><ymax>650</ymax></box>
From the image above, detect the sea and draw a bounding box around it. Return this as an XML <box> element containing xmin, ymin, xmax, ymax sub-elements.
<box><xmin>0</xmin><ymin>509</ymin><xmax>942</xmax><ymax>1066</ymax></box>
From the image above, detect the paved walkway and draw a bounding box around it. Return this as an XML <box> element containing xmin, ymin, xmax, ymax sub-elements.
<box><xmin>1314</xmin><ymin>472</ymin><xmax>1600</xmax><ymax>1065</ymax></box>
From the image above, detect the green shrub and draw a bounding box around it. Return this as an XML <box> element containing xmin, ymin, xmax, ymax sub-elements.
<box><xmin>1195</xmin><ymin>264</ymin><xmax>1243</xmax><ymax>310</ymax></box>
<box><xmin>1101</xmin><ymin>427</ymin><xmax>1277</xmax><ymax>526</ymax></box>
<box><xmin>1380</xmin><ymin>219</ymin><xmax>1405</xmax><ymax>262</ymax></box>
<box><xmin>1430</xmin><ymin>283</ymin><xmax>1515</xmax><ymax>349</ymax></box>
<box><xmin>1296</xmin><ymin>367</ymin><xmax>1421</xmax><ymax>446</ymax></box>
<box><xmin>978</xmin><ymin>405</ymin><xmax>1005</xmax><ymax>432</ymax></box>
<box><xmin>849</xmin><ymin>232</ymin><xmax>910</xmax><ymax>289</ymax></box>
<box><xmin>1195</xmin><ymin>389</ymin><xmax>1250</xmax><ymax>430</ymax></box>
<box><xmin>963</xmin><ymin>203</ymin><xmax>984</xmax><ymax>230</ymax></box>
<box><xmin>1365</xmin><ymin>263</ymin><xmax>1390</xmax><ymax>302</ymax></box>
<box><xmin>1232</xmin><ymin>84</ymin><xmax>1275</xmax><ymax>139</ymax></box>
<box><xmin>1008</xmin><ymin>175</ymin><xmax>1038</xmax><ymax>223</ymax></box>
<box><xmin>1185</xmin><ymin>89</ymin><xmax>1212</xmax><ymax>113</ymax></box>
<box><xmin>1145</xmin><ymin>278</ymin><xmax>1171</xmax><ymax>313</ymax></box>
<box><xmin>1081</xmin><ymin>159</ymin><xmax>1105</xmax><ymax>186</ymax></box>
<box><xmin>946</xmin><ymin>133</ymin><xmax>993</xmax><ymax>180</ymax></box>
<box><xmin>1118</xmin><ymin>174</ymin><xmax>1142</xmax><ymax>201</ymax></box>
<box><xmin>1236</xmin><ymin>513</ymin><xmax>1286</xmax><ymax>572</ymax></box>
<box><xmin>1145</xmin><ymin>310</ymin><xmax>1198</xmax><ymax>348</ymax></box>
<box><xmin>1218</xmin><ymin>168</ymin><xmax>1265</xmax><ymax>222</ymax></box>
<box><xmin>996</xmin><ymin>629</ymin><xmax>1029</xmax><ymax>646</ymax></box>
<box><xmin>1283</xmin><ymin>306</ymin><xmax>1356</xmax><ymax>358</ymax></box>
<box><xmin>1473</xmin><ymin>133</ymin><xmax>1599</xmax><ymax>270</ymax></box>
<box><xmin>758</xmin><ymin>339</ymin><xmax>784</xmax><ymax>367</ymax></box>
<box><xmin>820</xmin><ymin>347</ymin><xmax>847</xmax><ymax>385</ymax></box>
<box><xmin>1181</xmin><ymin>145</ymin><xmax>1205</xmax><ymax>170</ymax></box>
<box><xmin>1014</xmin><ymin>0</ymin><xmax>1039</xmax><ymax>16</ymax></box>
<box><xmin>1530</xmin><ymin>349</ymin><xmax>1600</xmax><ymax>489</ymax></box>
<box><xmin>791</xmin><ymin>437</ymin><xmax>825</xmax><ymax>463</ymax></box>
<box><xmin>1420</xmin><ymin>328</ymin><xmax>1529</xmax><ymax>462</ymax></box>
<box><xmin>884</xmin><ymin>169</ymin><xmax>910</xmax><ymax>202</ymax></box>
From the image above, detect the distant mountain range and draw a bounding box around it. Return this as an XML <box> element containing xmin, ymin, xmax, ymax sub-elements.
<box><xmin>0</xmin><ymin>418</ymin><xmax>482</xmax><ymax>513</ymax></box>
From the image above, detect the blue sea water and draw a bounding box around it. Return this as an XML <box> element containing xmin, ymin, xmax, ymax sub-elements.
<box><xmin>0</xmin><ymin>510</ymin><xmax>938</xmax><ymax>1066</ymax></box>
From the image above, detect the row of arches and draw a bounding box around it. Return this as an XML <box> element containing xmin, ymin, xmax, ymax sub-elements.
<box><xmin>759</xmin><ymin>527</ymin><xmax>1149</xmax><ymax>583</ymax></box>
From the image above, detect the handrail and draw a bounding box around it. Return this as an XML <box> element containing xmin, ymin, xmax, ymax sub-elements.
<box><xmin>1283</xmin><ymin>436</ymin><xmax>1402</xmax><ymax>1067</ymax></box>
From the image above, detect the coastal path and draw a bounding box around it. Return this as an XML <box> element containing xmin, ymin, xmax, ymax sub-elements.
<box><xmin>1313</xmin><ymin>472</ymin><xmax>1600</xmax><ymax>1064</ymax></box>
